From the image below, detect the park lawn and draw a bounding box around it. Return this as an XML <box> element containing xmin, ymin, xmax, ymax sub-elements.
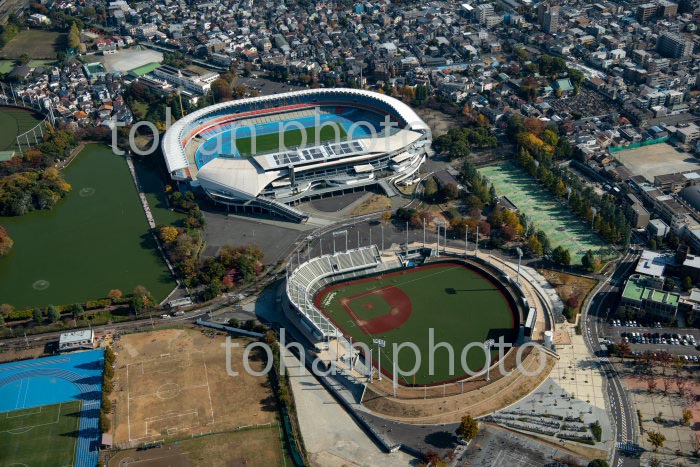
<box><xmin>132</xmin><ymin>155</ymin><xmax>186</xmax><ymax>227</ymax></box>
<box><xmin>235</xmin><ymin>124</ymin><xmax>347</xmax><ymax>156</ymax></box>
<box><xmin>0</xmin><ymin>107</ymin><xmax>45</xmax><ymax>151</ymax></box>
<box><xmin>0</xmin><ymin>144</ymin><xmax>176</xmax><ymax>309</ymax></box>
<box><xmin>0</xmin><ymin>401</ymin><xmax>81</xmax><ymax>467</ymax></box>
<box><xmin>0</xmin><ymin>30</ymin><xmax>65</xmax><ymax>60</ymax></box>
<box><xmin>315</xmin><ymin>263</ymin><xmax>516</xmax><ymax>385</ymax></box>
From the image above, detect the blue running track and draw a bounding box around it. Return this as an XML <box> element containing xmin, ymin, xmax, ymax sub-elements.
<box><xmin>0</xmin><ymin>350</ymin><xmax>104</xmax><ymax>467</ymax></box>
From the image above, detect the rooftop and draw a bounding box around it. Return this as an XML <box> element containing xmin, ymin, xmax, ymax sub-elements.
<box><xmin>623</xmin><ymin>276</ymin><xmax>679</xmax><ymax>306</ymax></box>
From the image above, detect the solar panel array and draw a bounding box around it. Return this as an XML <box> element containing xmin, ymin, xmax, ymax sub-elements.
<box><xmin>266</xmin><ymin>141</ymin><xmax>365</xmax><ymax>169</ymax></box>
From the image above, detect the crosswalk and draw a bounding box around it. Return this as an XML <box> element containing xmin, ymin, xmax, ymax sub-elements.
<box><xmin>615</xmin><ymin>441</ymin><xmax>637</xmax><ymax>452</ymax></box>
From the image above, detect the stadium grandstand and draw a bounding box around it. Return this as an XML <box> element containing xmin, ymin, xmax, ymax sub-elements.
<box><xmin>162</xmin><ymin>89</ymin><xmax>431</xmax><ymax>222</ymax></box>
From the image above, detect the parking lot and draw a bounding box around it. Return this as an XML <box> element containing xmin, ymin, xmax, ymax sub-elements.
<box><xmin>604</xmin><ymin>320</ymin><xmax>700</xmax><ymax>362</ymax></box>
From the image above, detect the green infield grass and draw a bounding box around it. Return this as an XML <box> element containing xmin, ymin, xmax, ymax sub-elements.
<box><xmin>235</xmin><ymin>124</ymin><xmax>347</xmax><ymax>156</ymax></box>
<box><xmin>314</xmin><ymin>261</ymin><xmax>517</xmax><ymax>385</ymax></box>
<box><xmin>0</xmin><ymin>401</ymin><xmax>81</xmax><ymax>467</ymax></box>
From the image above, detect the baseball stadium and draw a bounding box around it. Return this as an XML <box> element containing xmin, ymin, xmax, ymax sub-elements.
<box><xmin>161</xmin><ymin>89</ymin><xmax>431</xmax><ymax>222</ymax></box>
<box><xmin>285</xmin><ymin>245</ymin><xmax>539</xmax><ymax>387</ymax></box>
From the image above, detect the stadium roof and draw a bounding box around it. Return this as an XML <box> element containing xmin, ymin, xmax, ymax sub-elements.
<box><xmin>162</xmin><ymin>88</ymin><xmax>430</xmax><ymax>175</ymax></box>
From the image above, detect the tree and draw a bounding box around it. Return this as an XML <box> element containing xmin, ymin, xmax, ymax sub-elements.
<box><xmin>616</xmin><ymin>339</ymin><xmax>632</xmax><ymax>359</ymax></box>
<box><xmin>649</xmin><ymin>458</ymin><xmax>661</xmax><ymax>467</ymax></box>
<box><xmin>582</xmin><ymin>249</ymin><xmax>596</xmax><ymax>271</ymax></box>
<box><xmin>682</xmin><ymin>408</ymin><xmax>692</xmax><ymax>426</ymax></box>
<box><xmin>551</xmin><ymin>246</ymin><xmax>571</xmax><ymax>266</ymax></box>
<box><xmin>31</xmin><ymin>308</ymin><xmax>42</xmax><ymax>324</ymax></box>
<box><xmin>107</xmin><ymin>289</ymin><xmax>122</xmax><ymax>302</ymax></box>
<box><xmin>67</xmin><ymin>22</ymin><xmax>81</xmax><ymax>49</ymax></box>
<box><xmin>47</xmin><ymin>305</ymin><xmax>60</xmax><ymax>323</ymax></box>
<box><xmin>0</xmin><ymin>225</ymin><xmax>13</xmax><ymax>256</ymax></box>
<box><xmin>99</xmin><ymin>412</ymin><xmax>111</xmax><ymax>433</ymax></box>
<box><xmin>588</xmin><ymin>461</ymin><xmax>609</xmax><ymax>467</ymax></box>
<box><xmin>682</xmin><ymin>276</ymin><xmax>693</xmax><ymax>292</ymax></box>
<box><xmin>663</xmin><ymin>277</ymin><xmax>676</xmax><ymax>292</ymax></box>
<box><xmin>211</xmin><ymin>78</ymin><xmax>233</xmax><ymax>103</ymax></box>
<box><xmin>424</xmin><ymin>177</ymin><xmax>438</xmax><ymax>201</ymax></box>
<box><xmin>647</xmin><ymin>431</ymin><xmax>666</xmax><ymax>452</ymax></box>
<box><xmin>159</xmin><ymin>225</ymin><xmax>179</xmax><ymax>243</ymax></box>
<box><xmin>458</xmin><ymin>415</ymin><xmax>479</xmax><ymax>442</ymax></box>
<box><xmin>527</xmin><ymin>235</ymin><xmax>543</xmax><ymax>256</ymax></box>
<box><xmin>0</xmin><ymin>314</ymin><xmax>4</xmax><ymax>329</ymax></box>
<box><xmin>0</xmin><ymin>303</ymin><xmax>13</xmax><ymax>317</ymax></box>
<box><xmin>71</xmin><ymin>304</ymin><xmax>84</xmax><ymax>319</ymax></box>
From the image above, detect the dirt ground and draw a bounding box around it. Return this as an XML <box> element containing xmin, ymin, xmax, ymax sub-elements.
<box><xmin>614</xmin><ymin>142</ymin><xmax>700</xmax><ymax>180</ymax></box>
<box><xmin>110</xmin><ymin>327</ymin><xmax>277</xmax><ymax>447</ymax></box>
<box><xmin>541</xmin><ymin>270</ymin><xmax>597</xmax><ymax>315</ymax></box>
<box><xmin>414</xmin><ymin>107</ymin><xmax>458</xmax><ymax>138</ymax></box>
<box><xmin>108</xmin><ymin>428</ymin><xmax>287</xmax><ymax>467</ymax></box>
<box><xmin>348</xmin><ymin>194</ymin><xmax>392</xmax><ymax>216</ymax></box>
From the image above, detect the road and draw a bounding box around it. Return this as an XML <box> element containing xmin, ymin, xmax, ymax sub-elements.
<box><xmin>581</xmin><ymin>248</ymin><xmax>641</xmax><ymax>467</ymax></box>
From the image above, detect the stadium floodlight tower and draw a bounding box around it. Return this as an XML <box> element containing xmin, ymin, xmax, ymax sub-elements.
<box><xmin>373</xmin><ymin>338</ymin><xmax>386</xmax><ymax>381</ymax></box>
<box><xmin>483</xmin><ymin>339</ymin><xmax>495</xmax><ymax>381</ymax></box>
<box><xmin>516</xmin><ymin>247</ymin><xmax>523</xmax><ymax>284</ymax></box>
<box><xmin>333</xmin><ymin>230</ymin><xmax>348</xmax><ymax>254</ymax></box>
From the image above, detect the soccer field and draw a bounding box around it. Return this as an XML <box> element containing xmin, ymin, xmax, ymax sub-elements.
<box><xmin>0</xmin><ymin>401</ymin><xmax>81</xmax><ymax>467</ymax></box>
<box><xmin>314</xmin><ymin>262</ymin><xmax>517</xmax><ymax>385</ymax></box>
<box><xmin>235</xmin><ymin>124</ymin><xmax>348</xmax><ymax>156</ymax></box>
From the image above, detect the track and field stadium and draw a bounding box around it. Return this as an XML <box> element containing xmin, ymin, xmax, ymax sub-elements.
<box><xmin>286</xmin><ymin>246</ymin><xmax>533</xmax><ymax>387</ymax></box>
<box><xmin>162</xmin><ymin>89</ymin><xmax>431</xmax><ymax>222</ymax></box>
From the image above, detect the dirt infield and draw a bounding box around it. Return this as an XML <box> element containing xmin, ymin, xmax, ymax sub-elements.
<box><xmin>111</xmin><ymin>328</ymin><xmax>277</xmax><ymax>446</ymax></box>
<box><xmin>339</xmin><ymin>286</ymin><xmax>412</xmax><ymax>334</ymax></box>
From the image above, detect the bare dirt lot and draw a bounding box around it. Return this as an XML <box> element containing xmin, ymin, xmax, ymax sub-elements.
<box><xmin>108</xmin><ymin>428</ymin><xmax>287</xmax><ymax>467</ymax></box>
<box><xmin>111</xmin><ymin>327</ymin><xmax>277</xmax><ymax>447</ymax></box>
<box><xmin>98</xmin><ymin>47</ymin><xmax>163</xmax><ymax>73</ymax></box>
<box><xmin>614</xmin><ymin>143</ymin><xmax>700</xmax><ymax>180</ymax></box>
<box><xmin>541</xmin><ymin>270</ymin><xmax>597</xmax><ymax>316</ymax></box>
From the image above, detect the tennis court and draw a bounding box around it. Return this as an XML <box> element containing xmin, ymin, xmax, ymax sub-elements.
<box><xmin>479</xmin><ymin>163</ymin><xmax>615</xmax><ymax>263</ymax></box>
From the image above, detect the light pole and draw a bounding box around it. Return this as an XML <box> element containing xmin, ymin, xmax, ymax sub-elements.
<box><xmin>484</xmin><ymin>339</ymin><xmax>495</xmax><ymax>382</ymax></box>
<box><xmin>475</xmin><ymin>225</ymin><xmax>479</xmax><ymax>257</ymax></box>
<box><xmin>405</xmin><ymin>221</ymin><xmax>409</xmax><ymax>249</ymax></box>
<box><xmin>373</xmin><ymin>338</ymin><xmax>386</xmax><ymax>381</ymax></box>
<box><xmin>333</xmin><ymin>230</ymin><xmax>348</xmax><ymax>253</ymax></box>
<box><xmin>516</xmin><ymin>247</ymin><xmax>523</xmax><ymax>284</ymax></box>
<box><xmin>423</xmin><ymin>217</ymin><xmax>426</xmax><ymax>247</ymax></box>
<box><xmin>380</xmin><ymin>224</ymin><xmax>384</xmax><ymax>252</ymax></box>
<box><xmin>465</xmin><ymin>225</ymin><xmax>469</xmax><ymax>257</ymax></box>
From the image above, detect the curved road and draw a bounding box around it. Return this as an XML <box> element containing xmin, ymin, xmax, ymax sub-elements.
<box><xmin>581</xmin><ymin>249</ymin><xmax>641</xmax><ymax>467</ymax></box>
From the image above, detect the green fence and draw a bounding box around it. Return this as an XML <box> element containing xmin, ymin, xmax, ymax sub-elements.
<box><xmin>609</xmin><ymin>136</ymin><xmax>669</xmax><ymax>152</ymax></box>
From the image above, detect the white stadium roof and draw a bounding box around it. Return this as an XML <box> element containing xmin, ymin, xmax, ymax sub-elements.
<box><xmin>161</xmin><ymin>88</ymin><xmax>430</xmax><ymax>175</ymax></box>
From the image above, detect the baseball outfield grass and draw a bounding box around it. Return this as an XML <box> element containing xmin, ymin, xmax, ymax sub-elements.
<box><xmin>314</xmin><ymin>262</ymin><xmax>517</xmax><ymax>385</ymax></box>
<box><xmin>0</xmin><ymin>401</ymin><xmax>81</xmax><ymax>467</ymax></box>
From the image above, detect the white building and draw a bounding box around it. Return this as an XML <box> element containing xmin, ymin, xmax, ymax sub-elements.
<box><xmin>59</xmin><ymin>330</ymin><xmax>95</xmax><ymax>352</ymax></box>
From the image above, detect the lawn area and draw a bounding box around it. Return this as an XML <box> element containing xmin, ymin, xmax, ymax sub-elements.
<box><xmin>315</xmin><ymin>261</ymin><xmax>517</xmax><ymax>385</ymax></box>
<box><xmin>0</xmin><ymin>60</ymin><xmax>14</xmax><ymax>73</ymax></box>
<box><xmin>479</xmin><ymin>162</ymin><xmax>616</xmax><ymax>263</ymax></box>
<box><xmin>0</xmin><ymin>30</ymin><xmax>65</xmax><ymax>60</ymax></box>
<box><xmin>0</xmin><ymin>401</ymin><xmax>81</xmax><ymax>467</ymax></box>
<box><xmin>132</xmin><ymin>155</ymin><xmax>186</xmax><ymax>227</ymax></box>
<box><xmin>0</xmin><ymin>144</ymin><xmax>176</xmax><ymax>308</ymax></box>
<box><xmin>0</xmin><ymin>106</ymin><xmax>45</xmax><ymax>151</ymax></box>
<box><xmin>235</xmin><ymin>124</ymin><xmax>347</xmax><ymax>156</ymax></box>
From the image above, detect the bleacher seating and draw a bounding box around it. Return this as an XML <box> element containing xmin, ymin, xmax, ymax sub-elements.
<box><xmin>287</xmin><ymin>245</ymin><xmax>383</xmax><ymax>337</ymax></box>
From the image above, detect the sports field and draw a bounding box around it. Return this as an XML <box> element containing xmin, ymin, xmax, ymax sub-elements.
<box><xmin>235</xmin><ymin>124</ymin><xmax>348</xmax><ymax>156</ymax></box>
<box><xmin>0</xmin><ymin>401</ymin><xmax>81</xmax><ymax>467</ymax></box>
<box><xmin>315</xmin><ymin>262</ymin><xmax>517</xmax><ymax>385</ymax></box>
<box><xmin>0</xmin><ymin>144</ymin><xmax>176</xmax><ymax>308</ymax></box>
<box><xmin>112</xmin><ymin>328</ymin><xmax>278</xmax><ymax>446</ymax></box>
<box><xmin>479</xmin><ymin>163</ymin><xmax>615</xmax><ymax>263</ymax></box>
<box><xmin>0</xmin><ymin>106</ymin><xmax>45</xmax><ymax>151</ymax></box>
<box><xmin>0</xmin><ymin>350</ymin><xmax>104</xmax><ymax>467</ymax></box>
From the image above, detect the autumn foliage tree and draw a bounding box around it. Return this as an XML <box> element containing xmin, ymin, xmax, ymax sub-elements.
<box><xmin>458</xmin><ymin>415</ymin><xmax>479</xmax><ymax>442</ymax></box>
<box><xmin>0</xmin><ymin>225</ymin><xmax>13</xmax><ymax>256</ymax></box>
<box><xmin>159</xmin><ymin>225</ymin><xmax>179</xmax><ymax>243</ymax></box>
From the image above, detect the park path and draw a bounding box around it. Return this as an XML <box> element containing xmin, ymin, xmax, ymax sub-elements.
<box><xmin>125</xmin><ymin>154</ymin><xmax>181</xmax><ymax>302</ymax></box>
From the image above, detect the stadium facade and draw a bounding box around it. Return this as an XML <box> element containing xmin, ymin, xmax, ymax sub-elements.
<box><xmin>162</xmin><ymin>88</ymin><xmax>431</xmax><ymax>222</ymax></box>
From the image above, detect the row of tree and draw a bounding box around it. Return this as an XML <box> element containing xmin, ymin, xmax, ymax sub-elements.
<box><xmin>100</xmin><ymin>346</ymin><xmax>115</xmax><ymax>434</ymax></box>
